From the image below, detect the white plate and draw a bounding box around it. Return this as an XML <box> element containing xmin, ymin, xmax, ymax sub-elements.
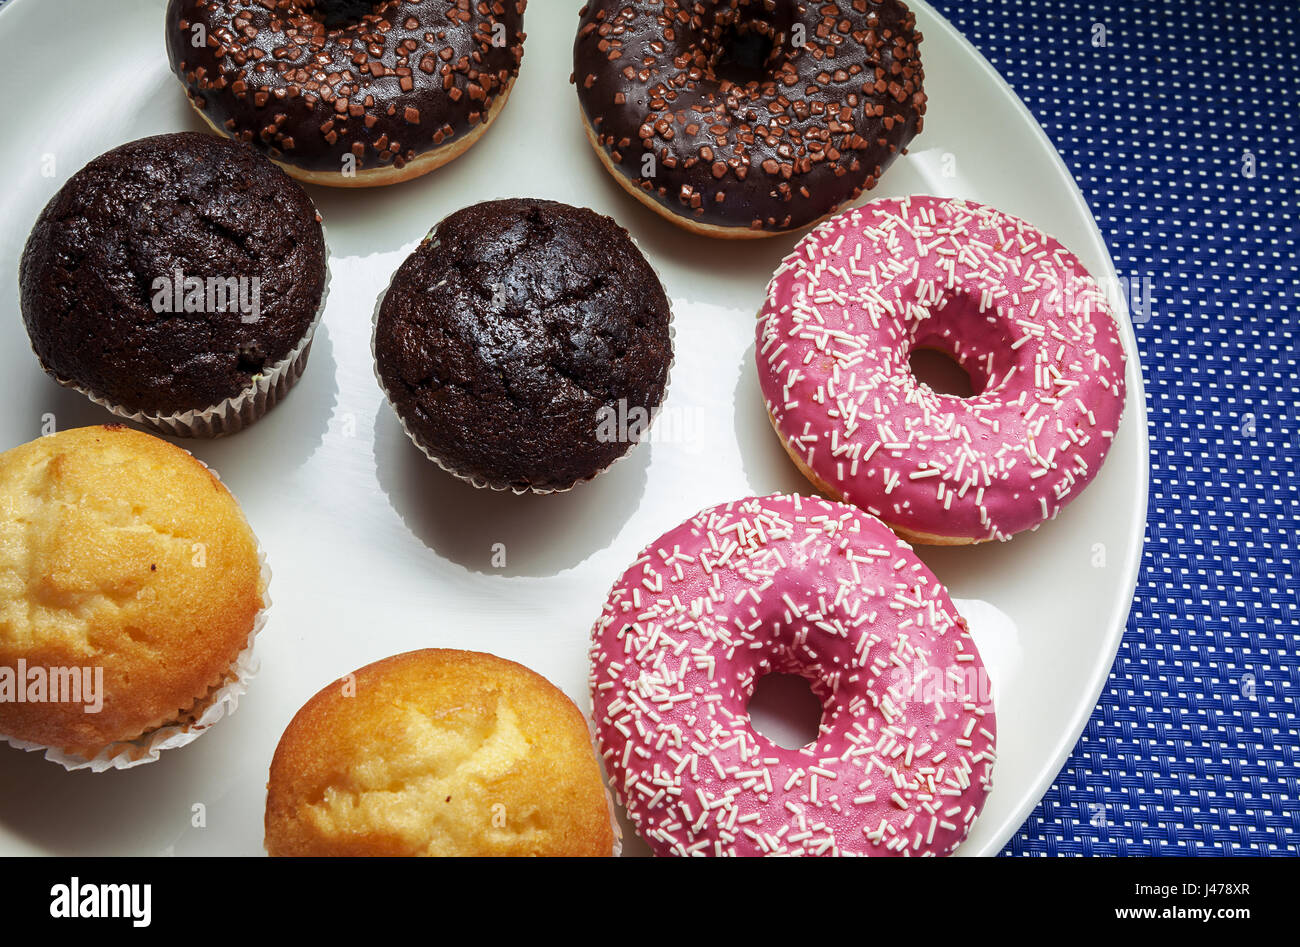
<box><xmin>0</xmin><ymin>0</ymin><xmax>1147</xmax><ymax>856</ymax></box>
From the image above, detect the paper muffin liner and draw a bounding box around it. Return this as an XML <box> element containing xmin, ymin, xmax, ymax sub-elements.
<box><xmin>40</xmin><ymin>216</ymin><xmax>332</xmax><ymax>439</ymax></box>
<box><xmin>0</xmin><ymin>462</ymin><xmax>272</xmax><ymax>773</ymax></box>
<box><xmin>370</xmin><ymin>207</ymin><xmax>677</xmax><ymax>496</ymax></box>
<box><xmin>578</xmin><ymin>715</ymin><xmax>626</xmax><ymax>858</ymax></box>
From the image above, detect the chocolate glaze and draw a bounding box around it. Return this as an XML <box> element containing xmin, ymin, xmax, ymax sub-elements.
<box><xmin>573</xmin><ymin>0</ymin><xmax>925</xmax><ymax>233</ymax></box>
<box><xmin>375</xmin><ymin>199</ymin><xmax>673</xmax><ymax>492</ymax></box>
<box><xmin>20</xmin><ymin>132</ymin><xmax>328</xmax><ymax>416</ymax></box>
<box><xmin>166</xmin><ymin>0</ymin><xmax>526</xmax><ymax>174</ymax></box>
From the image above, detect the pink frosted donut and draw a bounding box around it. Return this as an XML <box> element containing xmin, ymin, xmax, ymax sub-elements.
<box><xmin>589</xmin><ymin>495</ymin><xmax>996</xmax><ymax>857</ymax></box>
<box><xmin>756</xmin><ymin>195</ymin><xmax>1127</xmax><ymax>544</ymax></box>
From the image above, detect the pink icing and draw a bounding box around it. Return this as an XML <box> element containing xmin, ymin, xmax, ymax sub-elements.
<box><xmin>589</xmin><ymin>495</ymin><xmax>996</xmax><ymax>856</ymax></box>
<box><xmin>757</xmin><ymin>195</ymin><xmax>1127</xmax><ymax>542</ymax></box>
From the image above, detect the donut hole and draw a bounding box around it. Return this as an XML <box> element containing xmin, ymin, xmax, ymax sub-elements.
<box><xmin>909</xmin><ymin>347</ymin><xmax>977</xmax><ymax>398</ymax></box>
<box><xmin>906</xmin><ymin>288</ymin><xmax>1022</xmax><ymax>396</ymax></box>
<box><xmin>746</xmin><ymin>672</ymin><xmax>823</xmax><ymax>750</ymax></box>
<box><xmin>712</xmin><ymin>21</ymin><xmax>777</xmax><ymax>85</ymax></box>
<box><xmin>307</xmin><ymin>0</ymin><xmax>385</xmax><ymax>29</ymax></box>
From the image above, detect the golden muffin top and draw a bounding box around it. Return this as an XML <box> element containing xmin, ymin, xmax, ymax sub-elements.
<box><xmin>265</xmin><ymin>649</ymin><xmax>615</xmax><ymax>857</ymax></box>
<box><xmin>0</xmin><ymin>425</ymin><xmax>265</xmax><ymax>757</ymax></box>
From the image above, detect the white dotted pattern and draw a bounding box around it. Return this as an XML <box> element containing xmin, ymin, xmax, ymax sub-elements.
<box><xmin>930</xmin><ymin>0</ymin><xmax>1299</xmax><ymax>854</ymax></box>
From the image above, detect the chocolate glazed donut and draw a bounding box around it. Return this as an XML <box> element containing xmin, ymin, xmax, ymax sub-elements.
<box><xmin>573</xmin><ymin>0</ymin><xmax>925</xmax><ymax>237</ymax></box>
<box><xmin>166</xmin><ymin>0</ymin><xmax>526</xmax><ymax>188</ymax></box>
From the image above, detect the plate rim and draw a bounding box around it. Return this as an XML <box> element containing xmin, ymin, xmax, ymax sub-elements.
<box><xmin>907</xmin><ymin>0</ymin><xmax>1151</xmax><ymax>855</ymax></box>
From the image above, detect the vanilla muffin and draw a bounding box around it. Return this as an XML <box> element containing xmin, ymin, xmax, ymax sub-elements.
<box><xmin>0</xmin><ymin>425</ymin><xmax>266</xmax><ymax>761</ymax></box>
<box><xmin>265</xmin><ymin>649</ymin><xmax>615</xmax><ymax>857</ymax></box>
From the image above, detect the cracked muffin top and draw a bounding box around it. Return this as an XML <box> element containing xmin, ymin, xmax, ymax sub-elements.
<box><xmin>19</xmin><ymin>132</ymin><xmax>328</xmax><ymax>417</ymax></box>
<box><xmin>373</xmin><ymin>198</ymin><xmax>673</xmax><ymax>492</ymax></box>
<box><xmin>0</xmin><ymin>426</ymin><xmax>265</xmax><ymax>758</ymax></box>
<box><xmin>264</xmin><ymin>648</ymin><xmax>616</xmax><ymax>857</ymax></box>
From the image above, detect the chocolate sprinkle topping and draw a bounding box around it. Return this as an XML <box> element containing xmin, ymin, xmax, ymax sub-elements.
<box><xmin>166</xmin><ymin>0</ymin><xmax>527</xmax><ymax>174</ymax></box>
<box><xmin>573</xmin><ymin>0</ymin><xmax>925</xmax><ymax>232</ymax></box>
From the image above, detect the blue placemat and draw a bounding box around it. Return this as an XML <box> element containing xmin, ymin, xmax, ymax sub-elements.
<box><xmin>926</xmin><ymin>0</ymin><xmax>1299</xmax><ymax>855</ymax></box>
<box><xmin>3</xmin><ymin>0</ymin><xmax>1294</xmax><ymax>856</ymax></box>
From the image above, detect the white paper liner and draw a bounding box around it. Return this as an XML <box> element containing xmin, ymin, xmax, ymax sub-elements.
<box><xmin>0</xmin><ymin>462</ymin><xmax>272</xmax><ymax>772</ymax></box>
<box><xmin>370</xmin><ymin>204</ymin><xmax>677</xmax><ymax>495</ymax></box>
<box><xmin>575</xmin><ymin>713</ymin><xmax>626</xmax><ymax>858</ymax></box>
<box><xmin>39</xmin><ymin>214</ymin><xmax>333</xmax><ymax>439</ymax></box>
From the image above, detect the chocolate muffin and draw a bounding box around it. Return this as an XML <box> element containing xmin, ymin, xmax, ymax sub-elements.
<box><xmin>19</xmin><ymin>132</ymin><xmax>329</xmax><ymax>437</ymax></box>
<box><xmin>374</xmin><ymin>198</ymin><xmax>673</xmax><ymax>492</ymax></box>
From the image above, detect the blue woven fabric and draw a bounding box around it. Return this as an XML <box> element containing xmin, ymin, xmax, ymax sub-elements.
<box><xmin>925</xmin><ymin>0</ymin><xmax>1300</xmax><ymax>855</ymax></box>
